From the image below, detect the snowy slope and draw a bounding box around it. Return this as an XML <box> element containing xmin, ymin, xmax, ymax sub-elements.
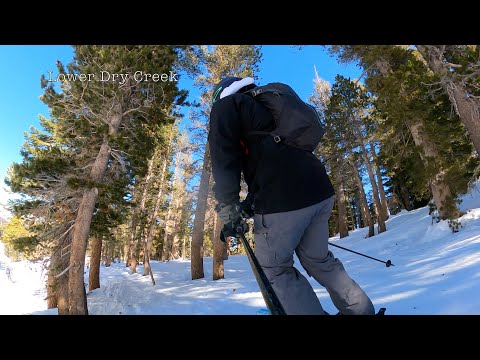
<box><xmin>3</xmin><ymin>183</ymin><xmax>480</xmax><ymax>315</ymax></box>
<box><xmin>0</xmin><ymin>243</ymin><xmax>48</xmax><ymax>314</ymax></box>
<box><xmin>329</xmin><ymin>204</ymin><xmax>480</xmax><ymax>315</ymax></box>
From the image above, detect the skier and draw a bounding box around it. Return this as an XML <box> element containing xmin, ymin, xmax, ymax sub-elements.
<box><xmin>208</xmin><ymin>76</ymin><xmax>375</xmax><ymax>315</ymax></box>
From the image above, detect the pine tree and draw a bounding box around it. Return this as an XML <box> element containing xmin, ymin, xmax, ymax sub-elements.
<box><xmin>187</xmin><ymin>45</ymin><xmax>262</xmax><ymax>280</ymax></box>
<box><xmin>321</xmin><ymin>75</ymin><xmax>387</xmax><ymax>235</ymax></box>
<box><xmin>6</xmin><ymin>46</ymin><xmax>186</xmax><ymax>314</ymax></box>
<box><xmin>416</xmin><ymin>46</ymin><xmax>480</xmax><ymax>156</ymax></box>
<box><xmin>348</xmin><ymin>153</ymin><xmax>375</xmax><ymax>237</ymax></box>
<box><xmin>142</xmin><ymin>124</ymin><xmax>177</xmax><ymax>280</ymax></box>
<box><xmin>369</xmin><ymin>140</ymin><xmax>390</xmax><ymax>220</ymax></box>
<box><xmin>329</xmin><ymin>45</ymin><xmax>478</xmax><ymax>222</ymax></box>
<box><xmin>0</xmin><ymin>216</ymin><xmax>34</xmax><ymax>261</ymax></box>
<box><xmin>160</xmin><ymin>131</ymin><xmax>192</xmax><ymax>262</ymax></box>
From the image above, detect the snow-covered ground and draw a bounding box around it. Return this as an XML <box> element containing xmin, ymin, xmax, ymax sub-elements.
<box><xmin>2</xmin><ymin>183</ymin><xmax>480</xmax><ymax>315</ymax></box>
<box><xmin>0</xmin><ymin>243</ymin><xmax>48</xmax><ymax>314</ymax></box>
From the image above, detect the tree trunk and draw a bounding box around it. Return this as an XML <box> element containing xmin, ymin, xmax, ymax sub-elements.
<box><xmin>334</xmin><ymin>159</ymin><xmax>349</xmax><ymax>238</ymax></box>
<box><xmin>417</xmin><ymin>45</ymin><xmax>480</xmax><ymax>156</ymax></box>
<box><xmin>397</xmin><ymin>182</ymin><xmax>413</xmax><ymax>211</ymax></box>
<box><xmin>354</xmin><ymin>192</ymin><xmax>363</xmax><ymax>228</ymax></box>
<box><xmin>369</xmin><ymin>140</ymin><xmax>389</xmax><ymax>220</ymax></box>
<box><xmin>144</xmin><ymin>158</ymin><xmax>168</xmax><ymax>273</ymax></box>
<box><xmin>131</xmin><ymin>157</ymin><xmax>155</xmax><ymax>274</ymax></box>
<box><xmin>130</xmin><ymin>251</ymin><xmax>138</xmax><ymax>273</ymax></box>
<box><xmin>104</xmin><ymin>241</ymin><xmax>112</xmax><ymax>267</ymax></box>
<box><xmin>88</xmin><ymin>234</ymin><xmax>102</xmax><ymax>291</ymax></box>
<box><xmin>161</xmin><ymin>234</ymin><xmax>171</xmax><ymax>261</ymax></box>
<box><xmin>68</xmin><ymin>186</ymin><xmax>99</xmax><ymax>314</ymax></box>
<box><xmin>358</xmin><ymin>141</ymin><xmax>387</xmax><ymax>233</ymax></box>
<box><xmin>111</xmin><ymin>242</ymin><xmax>115</xmax><ymax>263</ymax></box>
<box><xmin>68</xmin><ymin>103</ymin><xmax>122</xmax><ymax>315</ymax></box>
<box><xmin>57</xmin><ymin>239</ymin><xmax>70</xmax><ymax>315</ymax></box>
<box><xmin>47</xmin><ymin>244</ymin><xmax>69</xmax><ymax>314</ymax></box>
<box><xmin>331</xmin><ymin>210</ymin><xmax>339</xmax><ymax>237</ymax></box>
<box><xmin>125</xmin><ymin>187</ymin><xmax>136</xmax><ymax>267</ymax></box>
<box><xmin>47</xmin><ymin>248</ymin><xmax>60</xmax><ymax>309</ymax></box>
<box><xmin>212</xmin><ymin>212</ymin><xmax>224</xmax><ymax>280</ymax></box>
<box><xmin>170</xmin><ymin>234</ymin><xmax>180</xmax><ymax>260</ymax></box>
<box><xmin>349</xmin><ymin>195</ymin><xmax>357</xmax><ymax>230</ymax></box>
<box><xmin>388</xmin><ymin>192</ymin><xmax>402</xmax><ymax>215</ymax></box>
<box><xmin>351</xmin><ymin>157</ymin><xmax>375</xmax><ymax>237</ymax></box>
<box><xmin>182</xmin><ymin>237</ymin><xmax>186</xmax><ymax>259</ymax></box>
<box><xmin>223</xmin><ymin>241</ymin><xmax>229</xmax><ymax>261</ymax></box>
<box><xmin>447</xmin><ymin>79</ymin><xmax>480</xmax><ymax>155</ymax></box>
<box><xmin>160</xmin><ymin>194</ymin><xmax>174</xmax><ymax>262</ymax></box>
<box><xmin>191</xmin><ymin>146</ymin><xmax>211</xmax><ymax>280</ymax></box>
<box><xmin>144</xmin><ymin>129</ymin><xmax>173</xmax><ymax>275</ymax></box>
<box><xmin>124</xmin><ymin>241</ymin><xmax>130</xmax><ymax>267</ymax></box>
<box><xmin>56</xmin><ymin>276</ymin><xmax>69</xmax><ymax>315</ymax></box>
<box><xmin>407</xmin><ymin>120</ymin><xmax>460</xmax><ymax>219</ymax></box>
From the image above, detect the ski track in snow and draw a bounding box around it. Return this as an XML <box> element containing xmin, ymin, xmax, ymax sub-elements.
<box><xmin>3</xmin><ymin>182</ymin><xmax>480</xmax><ymax>315</ymax></box>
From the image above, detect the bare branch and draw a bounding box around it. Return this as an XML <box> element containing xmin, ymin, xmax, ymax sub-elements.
<box><xmin>55</xmin><ymin>265</ymin><xmax>71</xmax><ymax>278</ymax></box>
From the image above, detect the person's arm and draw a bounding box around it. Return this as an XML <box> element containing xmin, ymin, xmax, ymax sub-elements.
<box><xmin>208</xmin><ymin>96</ymin><xmax>243</xmax><ymax>205</ymax></box>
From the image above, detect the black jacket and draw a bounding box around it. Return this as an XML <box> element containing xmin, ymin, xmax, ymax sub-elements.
<box><xmin>208</xmin><ymin>93</ymin><xmax>335</xmax><ymax>215</ymax></box>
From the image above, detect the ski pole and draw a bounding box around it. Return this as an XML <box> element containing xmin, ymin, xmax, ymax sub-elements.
<box><xmin>328</xmin><ymin>242</ymin><xmax>394</xmax><ymax>267</ymax></box>
<box><xmin>236</xmin><ymin>225</ymin><xmax>287</xmax><ymax>315</ymax></box>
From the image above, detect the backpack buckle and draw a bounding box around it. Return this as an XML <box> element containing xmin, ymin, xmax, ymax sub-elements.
<box><xmin>273</xmin><ymin>135</ymin><xmax>281</xmax><ymax>143</ymax></box>
<box><xmin>251</xmin><ymin>88</ymin><xmax>262</xmax><ymax>97</ymax></box>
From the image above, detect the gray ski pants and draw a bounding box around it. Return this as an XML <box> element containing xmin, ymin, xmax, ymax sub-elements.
<box><xmin>253</xmin><ymin>195</ymin><xmax>375</xmax><ymax>315</ymax></box>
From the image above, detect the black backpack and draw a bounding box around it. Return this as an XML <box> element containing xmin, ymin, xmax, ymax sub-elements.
<box><xmin>245</xmin><ymin>82</ymin><xmax>325</xmax><ymax>152</ymax></box>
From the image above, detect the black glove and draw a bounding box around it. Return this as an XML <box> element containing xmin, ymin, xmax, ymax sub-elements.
<box><xmin>239</xmin><ymin>192</ymin><xmax>255</xmax><ymax>219</ymax></box>
<box><xmin>216</xmin><ymin>202</ymin><xmax>248</xmax><ymax>241</ymax></box>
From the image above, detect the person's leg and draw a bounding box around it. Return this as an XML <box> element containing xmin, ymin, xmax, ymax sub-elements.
<box><xmin>253</xmin><ymin>206</ymin><xmax>325</xmax><ymax>315</ymax></box>
<box><xmin>295</xmin><ymin>196</ymin><xmax>375</xmax><ymax>315</ymax></box>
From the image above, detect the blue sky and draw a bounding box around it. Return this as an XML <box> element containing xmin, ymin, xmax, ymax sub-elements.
<box><xmin>0</xmin><ymin>45</ymin><xmax>361</xmax><ymax>212</ymax></box>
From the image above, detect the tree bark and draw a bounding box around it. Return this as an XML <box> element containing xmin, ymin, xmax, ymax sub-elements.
<box><xmin>387</xmin><ymin>192</ymin><xmax>402</xmax><ymax>215</ymax></box>
<box><xmin>369</xmin><ymin>140</ymin><xmax>389</xmax><ymax>220</ymax></box>
<box><xmin>144</xmin><ymin>156</ymin><xmax>168</xmax><ymax>274</ymax></box>
<box><xmin>47</xmin><ymin>248</ymin><xmax>60</xmax><ymax>309</ymax></box>
<box><xmin>170</xmin><ymin>234</ymin><xmax>180</xmax><ymax>260</ymax></box>
<box><xmin>447</xmin><ymin>80</ymin><xmax>480</xmax><ymax>155</ymax></box>
<box><xmin>125</xmin><ymin>186</ymin><xmax>136</xmax><ymax>267</ymax></box>
<box><xmin>358</xmin><ymin>140</ymin><xmax>387</xmax><ymax>233</ymax></box>
<box><xmin>124</xmin><ymin>241</ymin><xmax>130</xmax><ymax>267</ymax></box>
<box><xmin>88</xmin><ymin>234</ymin><xmax>102</xmax><ymax>291</ymax></box>
<box><xmin>223</xmin><ymin>241</ymin><xmax>229</xmax><ymax>261</ymax></box>
<box><xmin>350</xmin><ymin>156</ymin><xmax>375</xmax><ymax>237</ymax></box>
<box><xmin>407</xmin><ymin>120</ymin><xmax>460</xmax><ymax>219</ymax></box>
<box><xmin>212</xmin><ymin>212</ymin><xmax>224</xmax><ymax>280</ymax></box>
<box><xmin>417</xmin><ymin>45</ymin><xmax>480</xmax><ymax>156</ymax></box>
<box><xmin>160</xmin><ymin>234</ymin><xmax>171</xmax><ymax>261</ymax></box>
<box><xmin>354</xmin><ymin>192</ymin><xmax>363</xmax><ymax>228</ymax></box>
<box><xmin>144</xmin><ymin>128</ymin><xmax>173</xmax><ymax>275</ymax></box>
<box><xmin>131</xmin><ymin>157</ymin><xmax>155</xmax><ymax>274</ymax></box>
<box><xmin>182</xmin><ymin>237</ymin><xmax>186</xmax><ymax>259</ymax></box>
<box><xmin>47</xmin><ymin>244</ymin><xmax>69</xmax><ymax>314</ymax></box>
<box><xmin>160</xmin><ymin>194</ymin><xmax>174</xmax><ymax>262</ymax></box>
<box><xmin>166</xmin><ymin>180</ymin><xmax>185</xmax><ymax>261</ymax></box>
<box><xmin>191</xmin><ymin>146</ymin><xmax>211</xmax><ymax>280</ymax></box>
<box><xmin>68</xmin><ymin>103</ymin><xmax>122</xmax><ymax>315</ymax></box>
<box><xmin>397</xmin><ymin>182</ymin><xmax>413</xmax><ymax>211</ymax></box>
<box><xmin>349</xmin><ymin>195</ymin><xmax>357</xmax><ymax>230</ymax></box>
<box><xmin>104</xmin><ymin>240</ymin><xmax>111</xmax><ymax>267</ymax></box>
<box><xmin>128</xmin><ymin>217</ymin><xmax>137</xmax><ymax>271</ymax></box>
<box><xmin>334</xmin><ymin>159</ymin><xmax>349</xmax><ymax>238</ymax></box>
